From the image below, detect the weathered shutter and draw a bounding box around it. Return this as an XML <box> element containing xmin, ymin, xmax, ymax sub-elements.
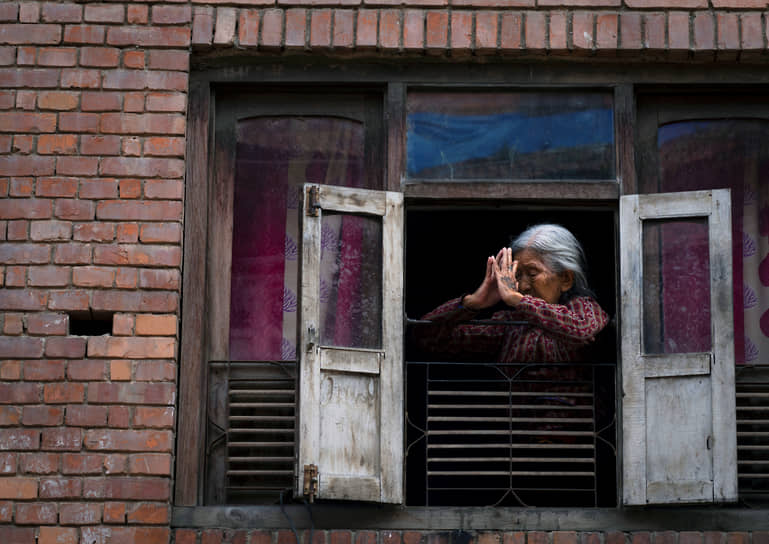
<box><xmin>620</xmin><ymin>189</ymin><xmax>737</xmax><ymax>505</ymax></box>
<box><xmin>297</xmin><ymin>183</ymin><xmax>404</xmax><ymax>503</ymax></box>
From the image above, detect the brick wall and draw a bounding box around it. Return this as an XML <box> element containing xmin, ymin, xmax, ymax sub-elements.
<box><xmin>0</xmin><ymin>0</ymin><xmax>768</xmax><ymax>543</ymax></box>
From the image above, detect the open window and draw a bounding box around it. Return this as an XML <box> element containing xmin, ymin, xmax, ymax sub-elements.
<box><xmin>620</xmin><ymin>189</ymin><xmax>737</xmax><ymax>505</ymax></box>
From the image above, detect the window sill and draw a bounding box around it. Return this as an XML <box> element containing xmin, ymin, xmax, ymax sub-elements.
<box><xmin>172</xmin><ymin>505</ymin><xmax>769</xmax><ymax>531</ymax></box>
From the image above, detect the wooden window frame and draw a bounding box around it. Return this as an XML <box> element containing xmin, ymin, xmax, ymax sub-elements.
<box><xmin>176</xmin><ymin>62</ymin><xmax>769</xmax><ymax>526</ymax></box>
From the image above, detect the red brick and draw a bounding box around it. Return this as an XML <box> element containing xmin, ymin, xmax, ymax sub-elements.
<box><xmin>571</xmin><ymin>12</ymin><xmax>593</xmax><ymax>51</ymax></box>
<box><xmin>2</xmin><ymin>67</ymin><xmax>58</xmax><ymax>88</ymax></box>
<box><xmin>0</xmin><ymin>336</ymin><xmax>44</xmax><ymax>358</ymax></box>
<box><xmin>41</xmin><ymin>428</ymin><xmax>82</xmax><ymax>451</ymax></box>
<box><xmin>97</xmin><ymin>200</ymin><xmax>182</xmax><ymax>222</ymax></box>
<box><xmin>143</xmin><ymin>136</ymin><xmax>185</xmax><ymax>157</ymax></box>
<box><xmin>16</xmin><ymin>502</ymin><xmax>57</xmax><ymax>525</ymax></box>
<box><xmin>595</xmin><ymin>13</ymin><xmax>618</xmax><ymax>51</ymax></box>
<box><xmin>79</xmin><ymin>180</ymin><xmax>118</xmax><ymax>200</ymax></box>
<box><xmin>62</xmin><ymin>453</ymin><xmax>104</xmax><ymax>475</ymax></box>
<box><xmin>80</xmin><ymin>135</ymin><xmax>119</xmax><ymax>156</ymax></box>
<box><xmin>500</xmin><ymin>12</ymin><xmax>523</xmax><ymax>51</ymax></box>
<box><xmin>27</xmin><ymin>312</ymin><xmax>67</xmax><ymax>335</ymax></box>
<box><xmin>81</xmin><ymin>46</ymin><xmax>120</xmax><ymax>67</ymax></box>
<box><xmin>3</xmin><ymin>313</ymin><xmax>23</xmax><ymax>335</ymax></box>
<box><xmin>148</xmin><ymin>50</ymin><xmax>189</xmax><ymax>72</ymax></box>
<box><xmin>17</xmin><ymin>48</ymin><xmax>37</xmax><ymax>67</ymax></box>
<box><xmin>740</xmin><ymin>13</ymin><xmax>763</xmax><ymax>50</ymax></box>
<box><xmin>138</xmin><ymin>223</ymin><xmax>179</xmax><ymax>243</ymax></box>
<box><xmin>88</xmin><ymin>382</ymin><xmax>176</xmax><ymax>405</ymax></box>
<box><xmin>39</xmin><ymin>477</ymin><xmax>81</xmax><ymax>498</ymax></box>
<box><xmin>681</xmin><ymin>534</ymin><xmax>704</xmax><ymax>544</ymax></box>
<box><xmin>23</xmin><ymin>359</ymin><xmax>65</xmax><ymax>380</ymax></box>
<box><xmin>123</xmin><ymin>92</ymin><xmax>144</xmax><ymax>113</ymax></box>
<box><xmin>45</xmin><ymin>336</ymin><xmax>86</xmax><ymax>358</ymax></box>
<box><xmin>36</xmin><ymin>178</ymin><xmax>77</xmax><ymax>198</ymax></box>
<box><xmin>39</xmin><ymin>527</ymin><xmax>78</xmax><ymax>544</ymax></box>
<box><xmin>12</xmin><ymin>134</ymin><xmax>34</xmax><ymax>154</ymax></box>
<box><xmin>10</xmin><ymin>178</ymin><xmax>34</xmax><ymax>197</ymax></box>
<box><xmin>475</xmin><ymin>11</ymin><xmax>498</xmax><ymax>52</ymax></box>
<box><xmin>73</xmin><ymin>265</ymin><xmax>114</xmax><ymax>288</ymax></box>
<box><xmin>59</xmin><ymin>502</ymin><xmax>102</xmax><ymax>525</ymax></box>
<box><xmin>116</xmin><ymin>223</ymin><xmax>139</xmax><ymax>243</ymax></box>
<box><xmin>36</xmin><ymin>91</ymin><xmax>76</xmax><ymax>111</ymax></box>
<box><xmin>59</xmin><ymin>111</ymin><xmax>100</xmax><ymax>132</ymax></box>
<box><xmin>55</xmin><ymin>198</ymin><xmax>95</xmax><ymax>220</ymax></box>
<box><xmin>0</xmin><ymin>289</ymin><xmax>49</xmax><ymax>310</ymax></box>
<box><xmin>668</xmin><ymin>12</ymin><xmax>690</xmax><ymax>51</ymax></box>
<box><xmin>37</xmin><ymin>134</ymin><xmax>77</xmax><ymax>156</ymax></box>
<box><xmin>332</xmin><ymin>9</ymin><xmax>355</xmax><ymax>49</ymax></box>
<box><xmin>693</xmin><ymin>12</ymin><xmax>715</xmax><ymax>51</ymax></box>
<box><xmin>192</xmin><ymin>6</ymin><xmax>215</xmax><ymax>48</ymax></box>
<box><xmin>0</xmin><ymin>112</ymin><xmax>56</xmax><ymax>133</ymax></box>
<box><xmin>357</xmin><ymin>9</ymin><xmax>378</xmax><ymax>48</ymax></box>
<box><xmin>134</xmin><ymin>360</ymin><xmax>175</xmax><ymax>381</ymax></box>
<box><xmin>66</xmin><ymin>360</ymin><xmax>105</xmax><ymax>381</ymax></box>
<box><xmin>260</xmin><ymin>9</ymin><xmax>283</xmax><ymax>47</ymax></box>
<box><xmin>53</xmin><ymin>243</ymin><xmax>92</xmax><ymax>264</ymax></box>
<box><xmin>643</xmin><ymin>13</ymin><xmax>666</xmax><ymax>50</ymax></box>
<box><xmin>87</xmin><ymin>336</ymin><xmax>175</xmax><ymax>359</ymax></box>
<box><xmin>20</xmin><ymin>452</ymin><xmax>58</xmax><ymax>474</ymax></box>
<box><xmin>38</xmin><ymin>47</ymin><xmax>76</xmax><ymax>67</ymax></box>
<box><xmin>108</xmin><ymin>407</ymin><xmax>130</xmax><ymax>430</ymax></box>
<box><xmin>177</xmin><ymin>530</ymin><xmax>198</xmax><ymax>544</ymax></box>
<box><xmin>627</xmin><ymin>0</ymin><xmax>704</xmax><ymax>5</ymax></box>
<box><xmin>66</xmin><ymin>405</ymin><xmax>108</xmax><ymax>427</ymax></box>
<box><xmin>153</xmin><ymin>4</ymin><xmax>191</xmax><ymax>24</ymax></box>
<box><xmin>450</xmin><ymin>11</ymin><xmax>472</xmax><ymax>51</ymax></box>
<box><xmin>0</xmin><ymin>156</ymin><xmax>56</xmax><ymax>178</ymax></box>
<box><xmin>128</xmin><ymin>4</ymin><xmax>148</xmax><ymax>24</ymax></box>
<box><xmin>42</xmin><ymin>3</ymin><xmax>82</xmax><ymax>23</ymax></box>
<box><xmin>145</xmin><ymin>179</ymin><xmax>182</xmax><ymax>199</ymax></box>
<box><xmin>716</xmin><ymin>13</ymin><xmax>739</xmax><ymax>52</ymax></box>
<box><xmin>0</xmin><ymin>407</ymin><xmax>21</xmax><ymax>426</ymax></box>
<box><xmin>44</xmin><ymin>382</ymin><xmax>85</xmax><ymax>403</ymax></box>
<box><xmin>309</xmin><ymin>9</ymin><xmax>333</xmax><ymax>48</ymax></box>
<box><xmin>0</xmin><ymin>361</ymin><xmax>22</xmax><ymax>381</ymax></box>
<box><xmin>123</xmin><ymin>50</ymin><xmax>145</xmax><ymax>69</ymax></box>
<box><xmin>135</xmin><ymin>314</ymin><xmax>177</xmax><ymax>336</ymax></box>
<box><xmin>101</xmin><ymin>70</ymin><xmax>187</xmax><ymax>92</ymax></box>
<box><xmin>62</xmin><ymin>24</ymin><xmax>103</xmax><ymax>44</ymax></box>
<box><xmin>239</xmin><ymin>10</ymin><xmax>260</xmax><ymax>47</ymax></box>
<box><xmin>425</xmin><ymin>11</ymin><xmax>448</xmax><ymax>51</ymax></box>
<box><xmin>103</xmin><ymin>501</ymin><xmax>126</xmax><ymax>523</ymax></box>
<box><xmin>118</xmin><ymin>177</ymin><xmax>141</xmax><ymax>198</ymax></box>
<box><xmin>0</xmin><ymin>4</ymin><xmax>19</xmax><ymax>22</ymax></box>
<box><xmin>27</xmin><ymin>265</ymin><xmax>68</xmax><ymax>287</ymax></box>
<box><xmin>108</xmin><ymin>26</ymin><xmax>190</xmax><ymax>47</ymax></box>
<box><xmin>0</xmin><ymin>478</ymin><xmax>38</xmax><ymax>499</ymax></box>
<box><xmin>127</xmin><ymin>502</ymin><xmax>168</xmax><ymax>524</ymax></box>
<box><xmin>61</xmin><ymin>68</ymin><xmax>101</xmax><ymax>88</ymax></box>
<box><xmin>4</xmin><ymin>266</ymin><xmax>28</xmax><ymax>286</ymax></box>
<box><xmin>0</xmin><ymin>429</ymin><xmax>40</xmax><ymax>450</ymax></box>
<box><xmin>83</xmin><ymin>476</ymin><xmax>170</xmax><ymax>500</ymax></box>
<box><xmin>212</xmin><ymin>7</ymin><xmax>237</xmax><ymax>47</ymax></box>
<box><xmin>284</xmin><ymin>8</ymin><xmax>306</xmax><ymax>49</ymax></box>
<box><xmin>82</xmin><ymin>91</ymin><xmax>122</xmax><ymax>111</ymax></box>
<box><xmin>0</xmin><ymin>24</ymin><xmax>61</xmax><ymax>44</ymax></box>
<box><xmin>620</xmin><ymin>12</ymin><xmax>642</xmax><ymax>50</ymax></box>
<box><xmin>85</xmin><ymin>4</ymin><xmax>124</xmax><ymax>24</ymax></box>
<box><xmin>57</xmin><ymin>156</ymin><xmax>99</xmax><ymax>176</ymax></box>
<box><xmin>134</xmin><ymin>406</ymin><xmax>175</xmax><ymax>428</ymax></box>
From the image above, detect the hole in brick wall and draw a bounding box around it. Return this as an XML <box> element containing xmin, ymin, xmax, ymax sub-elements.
<box><xmin>69</xmin><ymin>311</ymin><xmax>114</xmax><ymax>336</ymax></box>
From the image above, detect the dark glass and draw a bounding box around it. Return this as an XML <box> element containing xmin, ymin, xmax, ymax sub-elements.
<box><xmin>320</xmin><ymin>212</ymin><xmax>383</xmax><ymax>350</ymax></box>
<box><xmin>407</xmin><ymin>91</ymin><xmax>614</xmax><ymax>180</ymax></box>
<box><xmin>642</xmin><ymin>219</ymin><xmax>711</xmax><ymax>354</ymax></box>
<box><xmin>229</xmin><ymin>116</ymin><xmax>368</xmax><ymax>361</ymax></box>
<box><xmin>642</xmin><ymin>119</ymin><xmax>769</xmax><ymax>364</ymax></box>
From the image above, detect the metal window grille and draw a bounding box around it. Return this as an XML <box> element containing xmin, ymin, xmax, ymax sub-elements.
<box><xmin>737</xmin><ymin>365</ymin><xmax>769</xmax><ymax>506</ymax></box>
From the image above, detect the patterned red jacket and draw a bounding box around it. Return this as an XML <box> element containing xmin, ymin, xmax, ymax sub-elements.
<box><xmin>418</xmin><ymin>295</ymin><xmax>610</xmax><ymax>362</ymax></box>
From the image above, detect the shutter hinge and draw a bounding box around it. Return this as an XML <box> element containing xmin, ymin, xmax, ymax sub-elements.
<box><xmin>303</xmin><ymin>463</ymin><xmax>319</xmax><ymax>502</ymax></box>
<box><xmin>306</xmin><ymin>186</ymin><xmax>321</xmax><ymax>217</ymax></box>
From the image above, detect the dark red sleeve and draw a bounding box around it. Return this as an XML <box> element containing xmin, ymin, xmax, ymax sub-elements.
<box><xmin>514</xmin><ymin>295</ymin><xmax>609</xmax><ymax>343</ymax></box>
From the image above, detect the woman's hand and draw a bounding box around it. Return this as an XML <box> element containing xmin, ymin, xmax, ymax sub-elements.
<box><xmin>461</xmin><ymin>250</ymin><xmax>503</xmax><ymax>310</ymax></box>
<box><xmin>493</xmin><ymin>247</ymin><xmax>524</xmax><ymax>307</ymax></box>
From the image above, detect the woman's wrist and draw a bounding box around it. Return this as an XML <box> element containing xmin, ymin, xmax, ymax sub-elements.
<box><xmin>460</xmin><ymin>294</ymin><xmax>480</xmax><ymax>310</ymax></box>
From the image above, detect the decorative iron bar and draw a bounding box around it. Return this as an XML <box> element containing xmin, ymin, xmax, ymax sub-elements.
<box><xmin>405</xmin><ymin>361</ymin><xmax>617</xmax><ymax>507</ymax></box>
<box><xmin>736</xmin><ymin>364</ymin><xmax>769</xmax><ymax>506</ymax></box>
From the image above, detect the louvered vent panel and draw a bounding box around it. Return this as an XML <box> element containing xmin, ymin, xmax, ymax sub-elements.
<box><xmin>407</xmin><ymin>362</ymin><xmax>616</xmax><ymax>507</ymax></box>
<box><xmin>737</xmin><ymin>366</ymin><xmax>769</xmax><ymax>506</ymax></box>
<box><xmin>206</xmin><ymin>361</ymin><xmax>296</xmax><ymax>504</ymax></box>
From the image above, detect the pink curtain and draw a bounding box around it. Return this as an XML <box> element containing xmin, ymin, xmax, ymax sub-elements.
<box><xmin>229</xmin><ymin>117</ymin><xmax>372</xmax><ymax>361</ymax></box>
<box><xmin>655</xmin><ymin>120</ymin><xmax>769</xmax><ymax>364</ymax></box>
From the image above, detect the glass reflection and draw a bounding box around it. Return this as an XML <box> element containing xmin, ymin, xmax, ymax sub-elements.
<box><xmin>407</xmin><ymin>91</ymin><xmax>614</xmax><ymax>180</ymax></box>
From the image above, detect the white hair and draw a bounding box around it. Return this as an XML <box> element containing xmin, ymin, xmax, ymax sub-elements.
<box><xmin>510</xmin><ymin>223</ymin><xmax>590</xmax><ymax>298</ymax></box>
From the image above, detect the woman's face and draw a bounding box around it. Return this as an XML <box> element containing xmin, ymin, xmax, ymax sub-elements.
<box><xmin>513</xmin><ymin>249</ymin><xmax>574</xmax><ymax>304</ymax></box>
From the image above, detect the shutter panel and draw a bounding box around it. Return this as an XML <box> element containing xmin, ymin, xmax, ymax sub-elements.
<box><xmin>297</xmin><ymin>184</ymin><xmax>404</xmax><ymax>503</ymax></box>
<box><xmin>620</xmin><ymin>189</ymin><xmax>737</xmax><ymax>505</ymax></box>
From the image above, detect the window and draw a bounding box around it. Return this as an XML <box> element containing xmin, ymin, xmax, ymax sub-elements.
<box><xmin>177</xmin><ymin>80</ymin><xmax>755</xmax><ymax>511</ymax></box>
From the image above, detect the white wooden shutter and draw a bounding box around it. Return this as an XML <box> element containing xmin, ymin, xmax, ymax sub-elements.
<box><xmin>620</xmin><ymin>189</ymin><xmax>737</xmax><ymax>505</ymax></box>
<box><xmin>297</xmin><ymin>183</ymin><xmax>404</xmax><ymax>503</ymax></box>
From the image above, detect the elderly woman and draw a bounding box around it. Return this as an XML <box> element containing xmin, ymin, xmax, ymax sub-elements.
<box><xmin>418</xmin><ymin>224</ymin><xmax>609</xmax><ymax>363</ymax></box>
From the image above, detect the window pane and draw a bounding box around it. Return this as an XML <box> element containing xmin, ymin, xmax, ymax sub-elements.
<box><xmin>407</xmin><ymin>91</ymin><xmax>614</xmax><ymax>180</ymax></box>
<box><xmin>229</xmin><ymin>117</ymin><xmax>368</xmax><ymax>361</ymax></box>
<box><xmin>641</xmin><ymin>119</ymin><xmax>769</xmax><ymax>364</ymax></box>
<box><xmin>320</xmin><ymin>212</ymin><xmax>383</xmax><ymax>350</ymax></box>
<box><xmin>642</xmin><ymin>219</ymin><xmax>711</xmax><ymax>354</ymax></box>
